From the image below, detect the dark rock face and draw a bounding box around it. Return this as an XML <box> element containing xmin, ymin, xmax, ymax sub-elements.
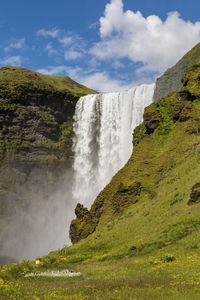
<box><xmin>69</xmin><ymin>203</ymin><xmax>96</xmax><ymax>244</ymax></box>
<box><xmin>188</xmin><ymin>183</ymin><xmax>200</xmax><ymax>205</ymax></box>
<box><xmin>0</xmin><ymin>85</ymin><xmax>78</xmax><ymax>220</ymax></box>
<box><xmin>143</xmin><ymin>107</ymin><xmax>159</xmax><ymax>134</ymax></box>
<box><xmin>69</xmin><ymin>195</ymin><xmax>105</xmax><ymax>244</ymax></box>
<box><xmin>0</xmin><ymin>88</ymin><xmax>78</xmax><ymax>155</ymax></box>
<box><xmin>153</xmin><ymin>43</ymin><xmax>200</xmax><ymax>102</ymax></box>
<box><xmin>173</xmin><ymin>102</ymin><xmax>185</xmax><ymax>122</ymax></box>
<box><xmin>179</xmin><ymin>90</ymin><xmax>195</xmax><ymax>102</ymax></box>
<box><xmin>75</xmin><ymin>203</ymin><xmax>90</xmax><ymax>220</ymax></box>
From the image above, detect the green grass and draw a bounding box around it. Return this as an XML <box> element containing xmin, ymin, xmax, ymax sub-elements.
<box><xmin>37</xmin><ymin>73</ymin><xmax>96</xmax><ymax>97</ymax></box>
<box><xmin>2</xmin><ymin>66</ymin><xmax>200</xmax><ymax>299</ymax></box>
<box><xmin>2</xmin><ymin>253</ymin><xmax>200</xmax><ymax>299</ymax></box>
<box><xmin>0</xmin><ymin>66</ymin><xmax>96</xmax><ymax>98</ymax></box>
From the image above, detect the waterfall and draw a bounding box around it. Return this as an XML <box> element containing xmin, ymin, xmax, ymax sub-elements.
<box><xmin>72</xmin><ymin>83</ymin><xmax>155</xmax><ymax>208</ymax></box>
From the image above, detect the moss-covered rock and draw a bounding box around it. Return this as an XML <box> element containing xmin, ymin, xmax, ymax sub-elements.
<box><xmin>188</xmin><ymin>183</ymin><xmax>200</xmax><ymax>205</ymax></box>
<box><xmin>143</xmin><ymin>105</ymin><xmax>160</xmax><ymax>134</ymax></box>
<box><xmin>69</xmin><ymin>204</ymin><xmax>96</xmax><ymax>244</ymax></box>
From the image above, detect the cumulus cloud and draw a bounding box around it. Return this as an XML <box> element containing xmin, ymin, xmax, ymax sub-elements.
<box><xmin>0</xmin><ymin>56</ymin><xmax>24</xmax><ymax>66</ymax></box>
<box><xmin>4</xmin><ymin>38</ymin><xmax>25</xmax><ymax>52</ymax></box>
<box><xmin>90</xmin><ymin>0</ymin><xmax>200</xmax><ymax>73</ymax></box>
<box><xmin>35</xmin><ymin>1</ymin><xmax>200</xmax><ymax>92</ymax></box>
<box><xmin>37</xmin><ymin>28</ymin><xmax>60</xmax><ymax>38</ymax></box>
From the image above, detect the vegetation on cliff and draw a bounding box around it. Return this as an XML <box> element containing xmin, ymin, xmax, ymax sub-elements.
<box><xmin>0</xmin><ymin>66</ymin><xmax>96</xmax><ymax>257</ymax></box>
<box><xmin>2</xmin><ymin>64</ymin><xmax>200</xmax><ymax>299</ymax></box>
<box><xmin>0</xmin><ymin>66</ymin><xmax>95</xmax><ymax>164</ymax></box>
<box><xmin>153</xmin><ymin>43</ymin><xmax>200</xmax><ymax>101</ymax></box>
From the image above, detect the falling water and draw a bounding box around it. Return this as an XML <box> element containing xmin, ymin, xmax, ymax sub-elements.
<box><xmin>72</xmin><ymin>83</ymin><xmax>155</xmax><ymax>208</ymax></box>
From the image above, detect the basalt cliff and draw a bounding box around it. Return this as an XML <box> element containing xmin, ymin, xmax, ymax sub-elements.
<box><xmin>0</xmin><ymin>66</ymin><xmax>95</xmax><ymax>257</ymax></box>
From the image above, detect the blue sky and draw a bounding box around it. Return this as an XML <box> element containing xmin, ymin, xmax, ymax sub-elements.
<box><xmin>1</xmin><ymin>0</ymin><xmax>200</xmax><ymax>92</ymax></box>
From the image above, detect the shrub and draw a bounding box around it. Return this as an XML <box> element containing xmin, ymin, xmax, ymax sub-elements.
<box><xmin>161</xmin><ymin>254</ymin><xmax>175</xmax><ymax>263</ymax></box>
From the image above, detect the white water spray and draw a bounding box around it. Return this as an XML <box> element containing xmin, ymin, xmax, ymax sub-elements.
<box><xmin>72</xmin><ymin>84</ymin><xmax>155</xmax><ymax>208</ymax></box>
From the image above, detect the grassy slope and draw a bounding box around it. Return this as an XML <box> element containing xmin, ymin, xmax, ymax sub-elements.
<box><xmin>154</xmin><ymin>43</ymin><xmax>200</xmax><ymax>101</ymax></box>
<box><xmin>0</xmin><ymin>66</ymin><xmax>96</xmax><ymax>97</ymax></box>
<box><xmin>2</xmin><ymin>67</ymin><xmax>200</xmax><ymax>299</ymax></box>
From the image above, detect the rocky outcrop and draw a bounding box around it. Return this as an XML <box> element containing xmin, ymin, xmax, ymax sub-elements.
<box><xmin>69</xmin><ymin>194</ymin><xmax>105</xmax><ymax>244</ymax></box>
<box><xmin>188</xmin><ymin>183</ymin><xmax>200</xmax><ymax>205</ymax></box>
<box><xmin>69</xmin><ymin>203</ymin><xmax>96</xmax><ymax>244</ymax></box>
<box><xmin>154</xmin><ymin>43</ymin><xmax>200</xmax><ymax>101</ymax></box>
<box><xmin>143</xmin><ymin>107</ymin><xmax>160</xmax><ymax>134</ymax></box>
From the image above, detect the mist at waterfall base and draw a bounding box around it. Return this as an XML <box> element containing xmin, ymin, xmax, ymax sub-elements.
<box><xmin>0</xmin><ymin>170</ymin><xmax>75</xmax><ymax>262</ymax></box>
<box><xmin>0</xmin><ymin>83</ymin><xmax>155</xmax><ymax>263</ymax></box>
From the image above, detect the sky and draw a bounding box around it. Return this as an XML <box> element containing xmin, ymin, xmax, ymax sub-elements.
<box><xmin>1</xmin><ymin>0</ymin><xmax>200</xmax><ymax>92</ymax></box>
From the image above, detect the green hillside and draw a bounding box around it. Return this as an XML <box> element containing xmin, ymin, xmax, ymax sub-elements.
<box><xmin>1</xmin><ymin>66</ymin><xmax>200</xmax><ymax>299</ymax></box>
<box><xmin>0</xmin><ymin>66</ymin><xmax>95</xmax><ymax>98</ymax></box>
<box><xmin>154</xmin><ymin>43</ymin><xmax>200</xmax><ymax>101</ymax></box>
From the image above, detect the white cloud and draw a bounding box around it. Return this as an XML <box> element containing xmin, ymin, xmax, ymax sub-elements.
<box><xmin>59</xmin><ymin>36</ymin><xmax>73</xmax><ymax>46</ymax></box>
<box><xmin>36</xmin><ymin>65</ymin><xmax>134</xmax><ymax>92</ymax></box>
<box><xmin>89</xmin><ymin>22</ymin><xmax>99</xmax><ymax>30</ymax></box>
<box><xmin>64</xmin><ymin>49</ymin><xmax>83</xmax><ymax>60</ymax></box>
<box><xmin>36</xmin><ymin>29</ymin><xmax>85</xmax><ymax>62</ymax></box>
<box><xmin>4</xmin><ymin>38</ymin><xmax>25</xmax><ymax>52</ymax></box>
<box><xmin>45</xmin><ymin>43</ymin><xmax>60</xmax><ymax>57</ymax></box>
<box><xmin>90</xmin><ymin>0</ymin><xmax>200</xmax><ymax>73</ymax></box>
<box><xmin>37</xmin><ymin>66</ymin><xmax>70</xmax><ymax>76</ymax></box>
<box><xmin>79</xmin><ymin>72</ymin><xmax>132</xmax><ymax>92</ymax></box>
<box><xmin>37</xmin><ymin>28</ymin><xmax>60</xmax><ymax>38</ymax></box>
<box><xmin>36</xmin><ymin>66</ymin><xmax>83</xmax><ymax>80</ymax></box>
<box><xmin>0</xmin><ymin>56</ymin><xmax>24</xmax><ymax>66</ymax></box>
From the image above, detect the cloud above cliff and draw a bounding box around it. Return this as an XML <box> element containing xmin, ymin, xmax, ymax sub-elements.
<box><xmin>0</xmin><ymin>56</ymin><xmax>24</xmax><ymax>66</ymax></box>
<box><xmin>91</xmin><ymin>0</ymin><xmax>200</xmax><ymax>73</ymax></box>
<box><xmin>37</xmin><ymin>65</ymin><xmax>134</xmax><ymax>92</ymax></box>
<box><xmin>34</xmin><ymin>0</ymin><xmax>200</xmax><ymax>91</ymax></box>
<box><xmin>1</xmin><ymin>0</ymin><xmax>200</xmax><ymax>92</ymax></box>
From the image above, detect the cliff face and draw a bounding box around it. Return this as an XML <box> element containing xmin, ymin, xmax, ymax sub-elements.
<box><xmin>0</xmin><ymin>66</ymin><xmax>96</xmax><ymax>255</ymax></box>
<box><xmin>153</xmin><ymin>43</ymin><xmax>200</xmax><ymax>101</ymax></box>
<box><xmin>70</xmin><ymin>64</ymin><xmax>200</xmax><ymax>248</ymax></box>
